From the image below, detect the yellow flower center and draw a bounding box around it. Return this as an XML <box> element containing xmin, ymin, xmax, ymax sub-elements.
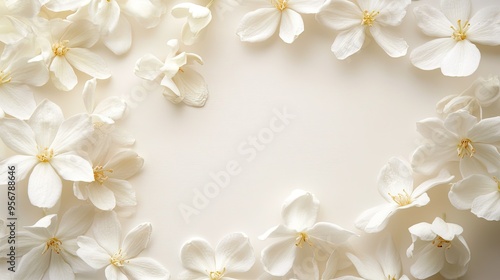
<box><xmin>93</xmin><ymin>166</ymin><xmax>113</xmax><ymax>184</ymax></box>
<box><xmin>362</xmin><ymin>10</ymin><xmax>379</xmax><ymax>26</ymax></box>
<box><xmin>110</xmin><ymin>249</ymin><xmax>128</xmax><ymax>267</ymax></box>
<box><xmin>389</xmin><ymin>189</ymin><xmax>412</xmax><ymax>206</ymax></box>
<box><xmin>451</xmin><ymin>20</ymin><xmax>470</xmax><ymax>41</ymax></box>
<box><xmin>387</xmin><ymin>275</ymin><xmax>397</xmax><ymax>280</ymax></box>
<box><xmin>36</xmin><ymin>147</ymin><xmax>54</xmax><ymax>162</ymax></box>
<box><xmin>432</xmin><ymin>235</ymin><xmax>452</xmax><ymax>249</ymax></box>
<box><xmin>457</xmin><ymin>138</ymin><xmax>475</xmax><ymax>158</ymax></box>
<box><xmin>272</xmin><ymin>0</ymin><xmax>288</xmax><ymax>11</ymax></box>
<box><xmin>43</xmin><ymin>237</ymin><xmax>63</xmax><ymax>254</ymax></box>
<box><xmin>52</xmin><ymin>40</ymin><xmax>70</xmax><ymax>56</ymax></box>
<box><xmin>295</xmin><ymin>232</ymin><xmax>313</xmax><ymax>248</ymax></box>
<box><xmin>208</xmin><ymin>268</ymin><xmax>226</xmax><ymax>280</ymax></box>
<box><xmin>494</xmin><ymin>177</ymin><xmax>500</xmax><ymax>191</ymax></box>
<box><xmin>0</xmin><ymin>70</ymin><xmax>12</xmax><ymax>85</ymax></box>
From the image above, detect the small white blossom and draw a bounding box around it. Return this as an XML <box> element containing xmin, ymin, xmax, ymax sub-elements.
<box><xmin>410</xmin><ymin>0</ymin><xmax>500</xmax><ymax>77</ymax></box>
<box><xmin>135</xmin><ymin>39</ymin><xmax>208</xmax><ymax>107</ymax></box>
<box><xmin>0</xmin><ymin>99</ymin><xmax>94</xmax><ymax>208</ymax></box>
<box><xmin>317</xmin><ymin>0</ymin><xmax>410</xmax><ymax>59</ymax></box>
<box><xmin>77</xmin><ymin>211</ymin><xmax>170</xmax><ymax>280</ymax></box>
<box><xmin>355</xmin><ymin>158</ymin><xmax>453</xmax><ymax>233</ymax></box>
<box><xmin>172</xmin><ymin>2</ymin><xmax>212</xmax><ymax>45</ymax></box>
<box><xmin>178</xmin><ymin>232</ymin><xmax>255</xmax><ymax>280</ymax></box>
<box><xmin>411</xmin><ymin>110</ymin><xmax>500</xmax><ymax>177</ymax></box>
<box><xmin>260</xmin><ymin>189</ymin><xmax>356</xmax><ymax>279</ymax></box>
<box><xmin>237</xmin><ymin>0</ymin><xmax>324</xmax><ymax>44</ymax></box>
<box><xmin>407</xmin><ymin>217</ymin><xmax>470</xmax><ymax>279</ymax></box>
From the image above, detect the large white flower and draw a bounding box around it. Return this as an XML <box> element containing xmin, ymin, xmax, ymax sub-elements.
<box><xmin>77</xmin><ymin>211</ymin><xmax>170</xmax><ymax>280</ymax></box>
<box><xmin>11</xmin><ymin>205</ymin><xmax>94</xmax><ymax>279</ymax></box>
<box><xmin>407</xmin><ymin>217</ymin><xmax>470</xmax><ymax>279</ymax></box>
<box><xmin>135</xmin><ymin>39</ymin><xmax>208</xmax><ymax>107</ymax></box>
<box><xmin>355</xmin><ymin>158</ymin><xmax>454</xmax><ymax>233</ymax></box>
<box><xmin>0</xmin><ymin>38</ymin><xmax>48</xmax><ymax>119</ymax></box>
<box><xmin>449</xmin><ymin>170</ymin><xmax>500</xmax><ymax>221</ymax></box>
<box><xmin>172</xmin><ymin>2</ymin><xmax>213</xmax><ymax>45</ymax></box>
<box><xmin>35</xmin><ymin>19</ymin><xmax>111</xmax><ymax>91</ymax></box>
<box><xmin>237</xmin><ymin>0</ymin><xmax>324</xmax><ymax>43</ymax></box>
<box><xmin>178</xmin><ymin>232</ymin><xmax>255</xmax><ymax>280</ymax></box>
<box><xmin>411</xmin><ymin>110</ymin><xmax>500</xmax><ymax>177</ymax></box>
<box><xmin>317</xmin><ymin>0</ymin><xmax>410</xmax><ymax>59</ymax></box>
<box><xmin>0</xmin><ymin>100</ymin><xmax>94</xmax><ymax>208</ymax></box>
<box><xmin>260</xmin><ymin>189</ymin><xmax>356</xmax><ymax>279</ymax></box>
<box><xmin>0</xmin><ymin>0</ymin><xmax>40</xmax><ymax>44</ymax></box>
<box><xmin>336</xmin><ymin>236</ymin><xmax>409</xmax><ymax>280</ymax></box>
<box><xmin>410</xmin><ymin>0</ymin><xmax>500</xmax><ymax>77</ymax></box>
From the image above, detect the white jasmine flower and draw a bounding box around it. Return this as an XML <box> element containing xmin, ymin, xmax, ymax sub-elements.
<box><xmin>0</xmin><ymin>38</ymin><xmax>49</xmax><ymax>119</ymax></box>
<box><xmin>35</xmin><ymin>19</ymin><xmax>111</xmax><ymax>91</ymax></box>
<box><xmin>236</xmin><ymin>0</ymin><xmax>324</xmax><ymax>43</ymax></box>
<box><xmin>410</xmin><ymin>0</ymin><xmax>500</xmax><ymax>77</ymax></box>
<box><xmin>178</xmin><ymin>232</ymin><xmax>255</xmax><ymax>280</ymax></box>
<box><xmin>77</xmin><ymin>211</ymin><xmax>170</xmax><ymax>280</ymax></box>
<box><xmin>437</xmin><ymin>76</ymin><xmax>500</xmax><ymax>119</ymax></box>
<box><xmin>74</xmin><ymin>149</ymin><xmax>142</xmax><ymax>211</ymax></box>
<box><xmin>12</xmin><ymin>205</ymin><xmax>94</xmax><ymax>279</ymax></box>
<box><xmin>135</xmin><ymin>39</ymin><xmax>208</xmax><ymax>107</ymax></box>
<box><xmin>355</xmin><ymin>158</ymin><xmax>454</xmax><ymax>233</ymax></box>
<box><xmin>336</xmin><ymin>236</ymin><xmax>409</xmax><ymax>280</ymax></box>
<box><xmin>0</xmin><ymin>100</ymin><xmax>94</xmax><ymax>208</ymax></box>
<box><xmin>407</xmin><ymin>217</ymin><xmax>470</xmax><ymax>279</ymax></box>
<box><xmin>411</xmin><ymin>110</ymin><xmax>500</xmax><ymax>177</ymax></box>
<box><xmin>316</xmin><ymin>0</ymin><xmax>410</xmax><ymax>59</ymax></box>
<box><xmin>449</xmin><ymin>170</ymin><xmax>500</xmax><ymax>221</ymax></box>
<box><xmin>260</xmin><ymin>189</ymin><xmax>356</xmax><ymax>279</ymax></box>
<box><xmin>0</xmin><ymin>0</ymin><xmax>40</xmax><ymax>44</ymax></box>
<box><xmin>172</xmin><ymin>2</ymin><xmax>212</xmax><ymax>45</ymax></box>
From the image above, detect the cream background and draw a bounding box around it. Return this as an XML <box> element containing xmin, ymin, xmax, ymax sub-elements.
<box><xmin>1</xmin><ymin>0</ymin><xmax>500</xmax><ymax>279</ymax></box>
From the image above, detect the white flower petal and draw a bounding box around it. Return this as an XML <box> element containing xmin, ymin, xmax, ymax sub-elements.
<box><xmin>82</xmin><ymin>78</ymin><xmax>96</xmax><ymax>114</ymax></box>
<box><xmin>57</xmin><ymin>205</ymin><xmax>93</xmax><ymax>239</ymax></box>
<box><xmin>409</xmin><ymin>243</ymin><xmax>444</xmax><ymax>279</ymax></box>
<box><xmin>237</xmin><ymin>8</ymin><xmax>281</xmax><ymax>43</ymax></box>
<box><xmin>441</xmin><ymin>40</ymin><xmax>480</xmax><ymax>77</ymax></box>
<box><xmin>261</xmin><ymin>238</ymin><xmax>296</xmax><ymax>276</ymax></box>
<box><xmin>172</xmin><ymin>67</ymin><xmax>208</xmax><ymax>107</ymax></box>
<box><xmin>0</xmin><ymin>155</ymin><xmax>38</xmax><ymax>184</ymax></box>
<box><xmin>292</xmin><ymin>245</ymin><xmax>318</xmax><ymax>280</ymax></box>
<box><xmin>63</xmin><ymin>20</ymin><xmax>99</xmax><ymax>48</ymax></box>
<box><xmin>65</xmin><ymin>48</ymin><xmax>111</xmax><ymax>79</ymax></box>
<box><xmin>346</xmin><ymin>253</ymin><xmax>385</xmax><ymax>279</ymax></box>
<box><xmin>122</xmin><ymin>257</ymin><xmax>170</xmax><ymax>280</ymax></box>
<box><xmin>122</xmin><ymin>0</ymin><xmax>165</xmax><ymax>28</ymax></box>
<box><xmin>90</xmin><ymin>0</ymin><xmax>121</xmax><ymax>34</ymax></box>
<box><xmin>467</xmin><ymin>7</ymin><xmax>500</xmax><ymax>46</ymax></box>
<box><xmin>279</xmin><ymin>9</ymin><xmax>304</xmax><ymax>44</ymax></box>
<box><xmin>289</xmin><ymin>0</ymin><xmax>324</xmax><ymax>14</ymax></box>
<box><xmin>308</xmin><ymin>222</ymin><xmax>356</xmax><ymax>245</ymax></box>
<box><xmin>9</xmin><ymin>58</ymin><xmax>49</xmax><ymax>87</ymax></box>
<box><xmin>331</xmin><ymin>25</ymin><xmax>366</xmax><ymax>60</ymax></box>
<box><xmin>92</xmin><ymin>211</ymin><xmax>121</xmax><ymax>255</ymax></box>
<box><xmin>412</xmin><ymin>169</ymin><xmax>454</xmax><ymax>198</ymax></box>
<box><xmin>104</xmin><ymin>150</ymin><xmax>143</xmax><ymax>179</ymax></box>
<box><xmin>76</xmin><ymin>236</ymin><xmax>111</xmax><ymax>269</ymax></box>
<box><xmin>61</xmin><ymin>248</ymin><xmax>91</xmax><ymax>274</ymax></box>
<box><xmin>378</xmin><ymin>157</ymin><xmax>414</xmax><ymax>202</ymax></box>
<box><xmin>471</xmin><ymin>191</ymin><xmax>500</xmax><ymax>221</ymax></box>
<box><xmin>416</xmin><ymin>117</ymin><xmax>456</xmax><ymax>142</ymax></box>
<box><xmin>282</xmin><ymin>190</ymin><xmax>319</xmax><ymax>232</ymax></box>
<box><xmin>88</xmin><ymin>183</ymin><xmax>117</xmax><ymax>210</ymax></box>
<box><xmin>449</xmin><ymin>174</ymin><xmax>495</xmax><ymax>210</ymax></box>
<box><xmin>440</xmin><ymin>0</ymin><xmax>470</xmax><ymax>23</ymax></box>
<box><xmin>259</xmin><ymin>224</ymin><xmax>296</xmax><ymax>240</ymax></box>
<box><xmin>0</xmin><ymin>118</ymin><xmax>37</xmax><ymax>154</ymax></box>
<box><xmin>413</xmin><ymin>5</ymin><xmax>453</xmax><ymax>37</ymax></box>
<box><xmin>354</xmin><ymin>204</ymin><xmax>398</xmax><ymax>233</ymax></box>
<box><xmin>50</xmin><ymin>55</ymin><xmax>78</xmax><ymax>91</ymax></box>
<box><xmin>468</xmin><ymin>116</ymin><xmax>500</xmax><ymax>143</ymax></box>
<box><xmin>411</xmin><ymin>145</ymin><xmax>456</xmax><ymax>175</ymax></box>
<box><xmin>105</xmin><ymin>263</ymin><xmax>128</xmax><ymax>280</ymax></box>
<box><xmin>443</xmin><ymin>110</ymin><xmax>477</xmax><ymax>137</ymax></box>
<box><xmin>50</xmin><ymin>113</ymin><xmax>92</xmax><ymax>153</ymax></box>
<box><xmin>24</xmin><ymin>214</ymin><xmax>57</xmax><ymax>239</ymax></box>
<box><xmin>51</xmin><ymin>153</ymin><xmax>93</xmax><ymax>182</ymax></box>
<box><xmin>122</xmin><ymin>223</ymin><xmax>152</xmax><ymax>259</ymax></box>
<box><xmin>180</xmin><ymin>238</ymin><xmax>216</xmax><ymax>274</ymax></box>
<box><xmin>370</xmin><ymin>25</ymin><xmax>408</xmax><ymax>58</ymax></box>
<box><xmin>378</xmin><ymin>236</ymin><xmax>403</xmax><ymax>278</ymax></box>
<box><xmin>177</xmin><ymin>270</ymin><xmax>206</xmax><ymax>280</ymax></box>
<box><xmin>44</xmin><ymin>0</ymin><xmax>90</xmax><ymax>12</ymax></box>
<box><xmin>48</xmin><ymin>252</ymin><xmax>75</xmax><ymax>280</ymax></box>
<box><xmin>28</xmin><ymin>99</ymin><xmax>64</xmax><ymax>149</ymax></box>
<box><xmin>410</xmin><ymin>38</ymin><xmax>456</xmax><ymax>71</ymax></box>
<box><xmin>102</xmin><ymin>15</ymin><xmax>132</xmax><ymax>55</ymax></box>
<box><xmin>94</xmin><ymin>97</ymin><xmax>126</xmax><ymax>121</ymax></box>
<box><xmin>0</xmin><ymin>84</ymin><xmax>36</xmax><ymax>120</ymax></box>
<box><xmin>445</xmin><ymin>236</ymin><xmax>471</xmax><ymax>266</ymax></box>
<box><xmin>408</xmin><ymin>222</ymin><xmax>435</xmax><ymax>241</ymax></box>
<box><xmin>376</xmin><ymin>0</ymin><xmax>410</xmax><ymax>26</ymax></box>
<box><xmin>440</xmin><ymin>262</ymin><xmax>468</xmax><ymax>279</ymax></box>
<box><xmin>28</xmin><ymin>163</ymin><xmax>62</xmax><ymax>208</ymax></box>
<box><xmin>215</xmin><ymin>232</ymin><xmax>255</xmax><ymax>273</ymax></box>
<box><xmin>460</xmin><ymin>143</ymin><xmax>500</xmax><ymax>177</ymax></box>
<box><xmin>15</xmin><ymin>244</ymin><xmax>50</xmax><ymax>279</ymax></box>
<box><xmin>135</xmin><ymin>54</ymin><xmax>164</xmax><ymax>81</ymax></box>
<box><xmin>431</xmin><ymin>217</ymin><xmax>462</xmax><ymax>241</ymax></box>
<box><xmin>316</xmin><ymin>0</ymin><xmax>361</xmax><ymax>31</ymax></box>
<box><xmin>105</xmin><ymin>178</ymin><xmax>137</xmax><ymax>207</ymax></box>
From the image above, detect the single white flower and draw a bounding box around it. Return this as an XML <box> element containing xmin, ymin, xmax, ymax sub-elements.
<box><xmin>0</xmin><ymin>99</ymin><xmax>94</xmax><ymax>208</ymax></box>
<box><xmin>178</xmin><ymin>232</ymin><xmax>255</xmax><ymax>280</ymax></box>
<box><xmin>410</xmin><ymin>0</ymin><xmax>500</xmax><ymax>77</ymax></box>
<box><xmin>336</xmin><ymin>236</ymin><xmax>409</xmax><ymax>280</ymax></box>
<box><xmin>236</xmin><ymin>0</ymin><xmax>324</xmax><ymax>43</ymax></box>
<box><xmin>437</xmin><ymin>75</ymin><xmax>500</xmax><ymax>119</ymax></box>
<box><xmin>407</xmin><ymin>217</ymin><xmax>470</xmax><ymax>279</ymax></box>
<box><xmin>355</xmin><ymin>157</ymin><xmax>454</xmax><ymax>233</ymax></box>
<box><xmin>77</xmin><ymin>211</ymin><xmax>170</xmax><ymax>280</ymax></box>
<box><xmin>411</xmin><ymin>110</ymin><xmax>500</xmax><ymax>177</ymax></box>
<box><xmin>35</xmin><ymin>19</ymin><xmax>111</xmax><ymax>91</ymax></box>
<box><xmin>0</xmin><ymin>0</ymin><xmax>40</xmax><ymax>44</ymax></box>
<box><xmin>260</xmin><ymin>189</ymin><xmax>356</xmax><ymax>279</ymax></box>
<box><xmin>0</xmin><ymin>38</ymin><xmax>49</xmax><ymax>119</ymax></box>
<box><xmin>135</xmin><ymin>39</ymin><xmax>208</xmax><ymax>107</ymax></box>
<box><xmin>172</xmin><ymin>2</ymin><xmax>213</xmax><ymax>45</ymax></box>
<box><xmin>12</xmin><ymin>205</ymin><xmax>94</xmax><ymax>279</ymax></box>
<box><xmin>69</xmin><ymin>0</ymin><xmax>167</xmax><ymax>55</ymax></box>
<box><xmin>316</xmin><ymin>0</ymin><xmax>410</xmax><ymax>59</ymax></box>
<box><xmin>449</xmin><ymin>170</ymin><xmax>500</xmax><ymax>221</ymax></box>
